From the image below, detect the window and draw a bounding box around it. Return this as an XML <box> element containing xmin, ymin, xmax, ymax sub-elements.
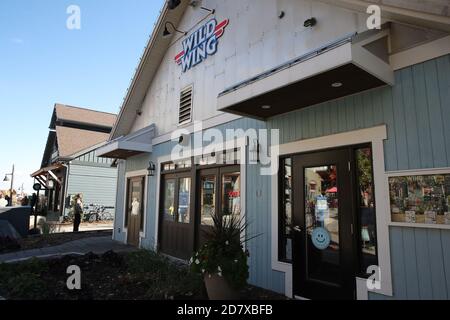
<box><xmin>200</xmin><ymin>175</ymin><xmax>216</xmax><ymax>226</ymax></box>
<box><xmin>199</xmin><ymin>167</ymin><xmax>241</xmax><ymax>227</ymax></box>
<box><xmin>355</xmin><ymin>147</ymin><xmax>378</xmax><ymax>274</ymax></box>
<box><xmin>179</xmin><ymin>86</ymin><xmax>193</xmax><ymax>125</ymax></box>
<box><xmin>222</xmin><ymin>172</ymin><xmax>241</xmax><ymax>218</ymax></box>
<box><xmin>162</xmin><ymin>175</ymin><xmax>192</xmax><ymax>224</ymax></box>
<box><xmin>279</xmin><ymin>158</ymin><xmax>293</xmax><ymax>262</ymax></box>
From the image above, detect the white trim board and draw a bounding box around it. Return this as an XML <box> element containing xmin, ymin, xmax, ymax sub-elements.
<box><xmin>271</xmin><ymin>125</ymin><xmax>393</xmax><ymax>299</ymax></box>
<box><xmin>390</xmin><ymin>35</ymin><xmax>450</xmax><ymax>71</ymax></box>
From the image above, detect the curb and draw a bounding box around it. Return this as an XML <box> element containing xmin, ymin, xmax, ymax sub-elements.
<box><xmin>3</xmin><ymin>252</ymin><xmax>84</xmax><ymax>264</ymax></box>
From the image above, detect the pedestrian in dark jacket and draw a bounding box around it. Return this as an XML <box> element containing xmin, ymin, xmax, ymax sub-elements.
<box><xmin>73</xmin><ymin>194</ymin><xmax>83</xmax><ymax>232</ymax></box>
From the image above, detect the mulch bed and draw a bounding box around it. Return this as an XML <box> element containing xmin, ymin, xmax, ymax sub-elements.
<box><xmin>0</xmin><ymin>250</ymin><xmax>287</xmax><ymax>300</ymax></box>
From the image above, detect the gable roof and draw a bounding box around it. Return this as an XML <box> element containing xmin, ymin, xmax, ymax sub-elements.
<box><xmin>110</xmin><ymin>0</ymin><xmax>189</xmax><ymax>139</ymax></box>
<box><xmin>55</xmin><ymin>126</ymin><xmax>111</xmax><ymax>159</ymax></box>
<box><xmin>51</xmin><ymin>104</ymin><xmax>117</xmax><ymax>129</ymax></box>
<box><xmin>40</xmin><ymin>104</ymin><xmax>117</xmax><ymax>168</ymax></box>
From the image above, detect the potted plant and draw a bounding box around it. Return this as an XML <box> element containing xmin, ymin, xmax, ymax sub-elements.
<box><xmin>190</xmin><ymin>213</ymin><xmax>251</xmax><ymax>300</ymax></box>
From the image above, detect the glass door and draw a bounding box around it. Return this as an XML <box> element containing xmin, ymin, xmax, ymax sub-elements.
<box><xmin>197</xmin><ymin>166</ymin><xmax>241</xmax><ymax>248</ymax></box>
<box><xmin>292</xmin><ymin>149</ymin><xmax>355</xmax><ymax>300</ymax></box>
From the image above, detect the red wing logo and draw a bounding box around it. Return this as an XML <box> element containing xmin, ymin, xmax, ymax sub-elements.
<box><xmin>175</xmin><ymin>19</ymin><xmax>229</xmax><ymax>66</ymax></box>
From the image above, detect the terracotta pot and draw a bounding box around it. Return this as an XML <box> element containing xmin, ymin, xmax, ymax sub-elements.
<box><xmin>204</xmin><ymin>274</ymin><xmax>240</xmax><ymax>300</ymax></box>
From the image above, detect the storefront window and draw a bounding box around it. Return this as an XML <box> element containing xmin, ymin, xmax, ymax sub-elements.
<box><xmin>279</xmin><ymin>158</ymin><xmax>293</xmax><ymax>262</ymax></box>
<box><xmin>222</xmin><ymin>172</ymin><xmax>241</xmax><ymax>218</ymax></box>
<box><xmin>200</xmin><ymin>175</ymin><xmax>216</xmax><ymax>226</ymax></box>
<box><xmin>163</xmin><ymin>179</ymin><xmax>176</xmax><ymax>221</ymax></box>
<box><xmin>355</xmin><ymin>147</ymin><xmax>378</xmax><ymax>273</ymax></box>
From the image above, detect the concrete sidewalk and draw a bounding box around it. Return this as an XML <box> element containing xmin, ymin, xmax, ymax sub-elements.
<box><xmin>0</xmin><ymin>236</ymin><xmax>136</xmax><ymax>263</ymax></box>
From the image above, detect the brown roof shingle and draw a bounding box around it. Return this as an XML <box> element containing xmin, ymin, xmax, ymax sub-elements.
<box><xmin>55</xmin><ymin>104</ymin><xmax>117</xmax><ymax>128</ymax></box>
<box><xmin>55</xmin><ymin>126</ymin><xmax>110</xmax><ymax>158</ymax></box>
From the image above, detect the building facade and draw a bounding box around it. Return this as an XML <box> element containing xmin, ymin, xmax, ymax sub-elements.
<box><xmin>32</xmin><ymin>104</ymin><xmax>118</xmax><ymax>219</ymax></box>
<box><xmin>98</xmin><ymin>0</ymin><xmax>450</xmax><ymax>300</ymax></box>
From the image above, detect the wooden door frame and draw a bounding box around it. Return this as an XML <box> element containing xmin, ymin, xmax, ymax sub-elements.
<box><xmin>123</xmin><ymin>169</ymin><xmax>148</xmax><ymax>247</ymax></box>
<box><xmin>125</xmin><ymin>175</ymin><xmax>146</xmax><ymax>247</ymax></box>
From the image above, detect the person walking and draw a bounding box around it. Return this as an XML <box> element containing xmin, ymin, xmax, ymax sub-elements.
<box><xmin>73</xmin><ymin>194</ymin><xmax>83</xmax><ymax>232</ymax></box>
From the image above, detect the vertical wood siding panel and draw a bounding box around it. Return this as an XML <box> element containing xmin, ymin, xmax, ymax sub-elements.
<box><xmin>315</xmin><ymin>104</ymin><xmax>324</xmax><ymax>137</ymax></box>
<box><xmin>362</xmin><ymin>92</ymin><xmax>374</xmax><ymax>128</ymax></box>
<box><xmin>390</xmin><ymin>227</ymin><xmax>408</xmax><ymax>299</ymax></box>
<box><xmin>381</xmin><ymin>88</ymin><xmax>398</xmax><ymax>171</ymax></box>
<box><xmin>401</xmin><ymin>228</ymin><xmax>420</xmax><ymax>299</ymax></box>
<box><xmin>436</xmin><ymin>55</ymin><xmax>450</xmax><ymax>166</ymax></box>
<box><xmin>401</xmin><ymin>68</ymin><xmax>421</xmax><ymax>170</ymax></box>
<box><xmin>338</xmin><ymin>99</ymin><xmax>347</xmax><ymax>132</ymax></box>
<box><xmin>414</xmin><ymin>228</ymin><xmax>434</xmax><ymax>299</ymax></box>
<box><xmin>371</xmin><ymin>91</ymin><xmax>382</xmax><ymax>126</ymax></box>
<box><xmin>412</xmin><ymin>64</ymin><xmax>434</xmax><ymax>169</ymax></box>
<box><xmin>441</xmin><ymin>230</ymin><xmax>450</xmax><ymax>298</ymax></box>
<box><xmin>427</xmin><ymin>229</ymin><xmax>448</xmax><ymax>299</ymax></box>
<box><xmin>392</xmin><ymin>71</ymin><xmax>409</xmax><ymax>170</ymax></box>
<box><xmin>423</xmin><ymin>60</ymin><xmax>447</xmax><ymax>168</ymax></box>
<box><xmin>346</xmin><ymin>96</ymin><xmax>356</xmax><ymax>131</ymax></box>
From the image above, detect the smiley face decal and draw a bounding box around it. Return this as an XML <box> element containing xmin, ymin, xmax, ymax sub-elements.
<box><xmin>311</xmin><ymin>227</ymin><xmax>331</xmax><ymax>250</ymax></box>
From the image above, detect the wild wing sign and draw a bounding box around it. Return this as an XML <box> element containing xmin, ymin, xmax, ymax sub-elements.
<box><xmin>175</xmin><ymin>18</ymin><xmax>229</xmax><ymax>72</ymax></box>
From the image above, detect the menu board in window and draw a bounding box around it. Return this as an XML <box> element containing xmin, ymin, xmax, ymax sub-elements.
<box><xmin>389</xmin><ymin>173</ymin><xmax>450</xmax><ymax>225</ymax></box>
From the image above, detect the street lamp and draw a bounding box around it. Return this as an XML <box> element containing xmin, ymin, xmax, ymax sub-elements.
<box><xmin>3</xmin><ymin>164</ymin><xmax>14</xmax><ymax>206</ymax></box>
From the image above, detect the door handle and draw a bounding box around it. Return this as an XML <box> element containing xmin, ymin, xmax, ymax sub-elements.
<box><xmin>293</xmin><ymin>226</ymin><xmax>302</xmax><ymax>232</ymax></box>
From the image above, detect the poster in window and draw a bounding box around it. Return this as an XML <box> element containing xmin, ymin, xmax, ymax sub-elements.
<box><xmin>389</xmin><ymin>173</ymin><xmax>450</xmax><ymax>225</ymax></box>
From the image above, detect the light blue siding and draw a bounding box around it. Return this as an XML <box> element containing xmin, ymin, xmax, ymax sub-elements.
<box><xmin>115</xmin><ymin>55</ymin><xmax>450</xmax><ymax>298</ymax></box>
<box><xmin>66</xmin><ymin>164</ymin><xmax>117</xmax><ymax>215</ymax></box>
<box><xmin>267</xmin><ymin>55</ymin><xmax>450</xmax><ymax>299</ymax></box>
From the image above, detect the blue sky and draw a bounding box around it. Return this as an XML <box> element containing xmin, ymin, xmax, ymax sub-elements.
<box><xmin>0</xmin><ymin>0</ymin><xmax>164</xmax><ymax>193</ymax></box>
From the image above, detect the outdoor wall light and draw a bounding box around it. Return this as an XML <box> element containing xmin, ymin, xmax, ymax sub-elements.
<box><xmin>147</xmin><ymin>161</ymin><xmax>156</xmax><ymax>177</ymax></box>
<box><xmin>163</xmin><ymin>21</ymin><xmax>187</xmax><ymax>38</ymax></box>
<box><xmin>167</xmin><ymin>0</ymin><xmax>181</xmax><ymax>10</ymax></box>
<box><xmin>304</xmin><ymin>17</ymin><xmax>317</xmax><ymax>28</ymax></box>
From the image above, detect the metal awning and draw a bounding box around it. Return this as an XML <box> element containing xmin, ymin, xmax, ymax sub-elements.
<box><xmin>97</xmin><ymin>124</ymin><xmax>155</xmax><ymax>159</ymax></box>
<box><xmin>217</xmin><ymin>31</ymin><xmax>394</xmax><ymax>119</ymax></box>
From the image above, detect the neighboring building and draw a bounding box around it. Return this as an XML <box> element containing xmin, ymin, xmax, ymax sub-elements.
<box><xmin>98</xmin><ymin>1</ymin><xmax>450</xmax><ymax>300</ymax></box>
<box><xmin>32</xmin><ymin>104</ymin><xmax>118</xmax><ymax>219</ymax></box>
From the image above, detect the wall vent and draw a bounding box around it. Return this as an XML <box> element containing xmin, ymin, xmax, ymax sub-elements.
<box><xmin>179</xmin><ymin>86</ymin><xmax>193</xmax><ymax>125</ymax></box>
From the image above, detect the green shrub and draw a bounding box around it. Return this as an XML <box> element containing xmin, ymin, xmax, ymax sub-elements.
<box><xmin>190</xmin><ymin>213</ymin><xmax>251</xmax><ymax>290</ymax></box>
